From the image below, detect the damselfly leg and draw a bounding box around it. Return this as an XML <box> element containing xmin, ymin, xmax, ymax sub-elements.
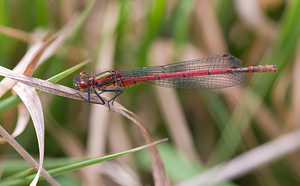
<box><xmin>94</xmin><ymin>89</ymin><xmax>123</xmax><ymax>110</ymax></box>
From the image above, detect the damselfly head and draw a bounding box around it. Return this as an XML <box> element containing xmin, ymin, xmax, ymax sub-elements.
<box><xmin>73</xmin><ymin>71</ymin><xmax>90</xmax><ymax>91</ymax></box>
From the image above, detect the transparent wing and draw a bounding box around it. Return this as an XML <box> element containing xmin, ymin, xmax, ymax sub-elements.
<box><xmin>119</xmin><ymin>54</ymin><xmax>245</xmax><ymax>89</ymax></box>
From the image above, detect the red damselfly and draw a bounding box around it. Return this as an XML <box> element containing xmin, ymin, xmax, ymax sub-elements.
<box><xmin>74</xmin><ymin>54</ymin><xmax>277</xmax><ymax>107</ymax></box>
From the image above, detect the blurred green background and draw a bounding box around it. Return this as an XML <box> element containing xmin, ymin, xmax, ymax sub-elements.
<box><xmin>1</xmin><ymin>0</ymin><xmax>300</xmax><ymax>185</ymax></box>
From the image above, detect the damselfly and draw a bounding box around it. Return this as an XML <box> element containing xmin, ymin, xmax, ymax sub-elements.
<box><xmin>74</xmin><ymin>54</ymin><xmax>277</xmax><ymax>106</ymax></box>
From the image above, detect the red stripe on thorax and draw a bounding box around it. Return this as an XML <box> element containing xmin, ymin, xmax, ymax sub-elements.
<box><xmin>94</xmin><ymin>77</ymin><xmax>110</xmax><ymax>83</ymax></box>
<box><xmin>90</xmin><ymin>75</ymin><xmax>95</xmax><ymax>86</ymax></box>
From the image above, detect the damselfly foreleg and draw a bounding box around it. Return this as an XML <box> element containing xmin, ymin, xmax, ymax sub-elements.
<box><xmin>72</xmin><ymin>87</ymin><xmax>105</xmax><ymax>105</ymax></box>
<box><xmin>100</xmin><ymin>89</ymin><xmax>123</xmax><ymax>106</ymax></box>
<box><xmin>93</xmin><ymin>88</ymin><xmax>106</xmax><ymax>105</ymax></box>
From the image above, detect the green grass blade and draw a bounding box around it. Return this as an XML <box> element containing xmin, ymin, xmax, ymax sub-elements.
<box><xmin>137</xmin><ymin>0</ymin><xmax>166</xmax><ymax>66</ymax></box>
<box><xmin>45</xmin><ymin>59</ymin><xmax>89</xmax><ymax>84</ymax></box>
<box><xmin>173</xmin><ymin>0</ymin><xmax>195</xmax><ymax>46</ymax></box>
<box><xmin>0</xmin><ymin>139</ymin><xmax>166</xmax><ymax>186</ymax></box>
<box><xmin>203</xmin><ymin>92</ymin><xmax>244</xmax><ymax>164</ymax></box>
<box><xmin>0</xmin><ymin>60</ymin><xmax>89</xmax><ymax>113</ymax></box>
<box><xmin>67</xmin><ymin>0</ymin><xmax>95</xmax><ymax>44</ymax></box>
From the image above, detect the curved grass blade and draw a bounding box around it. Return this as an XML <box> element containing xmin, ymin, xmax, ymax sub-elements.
<box><xmin>0</xmin><ymin>138</ymin><xmax>168</xmax><ymax>186</ymax></box>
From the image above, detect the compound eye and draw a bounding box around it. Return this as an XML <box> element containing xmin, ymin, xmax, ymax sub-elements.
<box><xmin>80</xmin><ymin>71</ymin><xmax>88</xmax><ymax>76</ymax></box>
<box><xmin>79</xmin><ymin>81</ymin><xmax>89</xmax><ymax>90</ymax></box>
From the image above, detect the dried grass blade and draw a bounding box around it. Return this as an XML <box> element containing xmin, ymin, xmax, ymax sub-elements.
<box><xmin>0</xmin><ymin>36</ymin><xmax>56</xmax><ymax>97</ymax></box>
<box><xmin>12</xmin><ymin>83</ymin><xmax>58</xmax><ymax>186</ymax></box>
<box><xmin>235</xmin><ymin>0</ymin><xmax>276</xmax><ymax>37</ymax></box>
<box><xmin>177</xmin><ymin>129</ymin><xmax>300</xmax><ymax>186</ymax></box>
<box><xmin>0</xmin><ymin>25</ymin><xmax>32</xmax><ymax>43</ymax></box>
<box><xmin>0</xmin><ymin>104</ymin><xmax>29</xmax><ymax>143</ymax></box>
<box><xmin>13</xmin><ymin>104</ymin><xmax>30</xmax><ymax>137</ymax></box>
<box><xmin>150</xmin><ymin>40</ymin><xmax>199</xmax><ymax>160</ymax></box>
<box><xmin>0</xmin><ymin>36</ymin><xmax>56</xmax><ymax>141</ymax></box>
<box><xmin>115</xmin><ymin>106</ymin><xmax>170</xmax><ymax>186</ymax></box>
<box><xmin>0</xmin><ymin>123</ymin><xmax>58</xmax><ymax>186</ymax></box>
<box><xmin>23</xmin><ymin>36</ymin><xmax>57</xmax><ymax>76</ymax></box>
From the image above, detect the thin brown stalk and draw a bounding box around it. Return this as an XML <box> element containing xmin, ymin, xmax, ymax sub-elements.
<box><xmin>118</xmin><ymin>107</ymin><xmax>171</xmax><ymax>186</ymax></box>
<box><xmin>0</xmin><ymin>125</ymin><xmax>59</xmax><ymax>186</ymax></box>
<box><xmin>23</xmin><ymin>36</ymin><xmax>57</xmax><ymax>76</ymax></box>
<box><xmin>177</xmin><ymin>128</ymin><xmax>300</xmax><ymax>186</ymax></box>
<box><xmin>150</xmin><ymin>40</ymin><xmax>199</xmax><ymax>161</ymax></box>
<box><xmin>0</xmin><ymin>25</ymin><xmax>32</xmax><ymax>43</ymax></box>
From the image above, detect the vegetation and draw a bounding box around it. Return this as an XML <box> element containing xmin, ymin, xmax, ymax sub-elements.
<box><xmin>0</xmin><ymin>0</ymin><xmax>299</xmax><ymax>185</ymax></box>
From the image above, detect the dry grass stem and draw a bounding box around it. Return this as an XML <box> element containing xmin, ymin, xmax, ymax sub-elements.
<box><xmin>177</xmin><ymin>129</ymin><xmax>300</xmax><ymax>186</ymax></box>
<box><xmin>235</xmin><ymin>0</ymin><xmax>277</xmax><ymax>37</ymax></box>
<box><xmin>291</xmin><ymin>45</ymin><xmax>300</xmax><ymax>127</ymax></box>
<box><xmin>0</xmin><ymin>125</ymin><xmax>59</xmax><ymax>186</ymax></box>
<box><xmin>0</xmin><ymin>25</ymin><xmax>32</xmax><ymax>43</ymax></box>
<box><xmin>11</xmin><ymin>83</ymin><xmax>46</xmax><ymax>186</ymax></box>
<box><xmin>118</xmin><ymin>107</ymin><xmax>171</xmax><ymax>186</ymax></box>
<box><xmin>150</xmin><ymin>40</ymin><xmax>199</xmax><ymax>160</ymax></box>
<box><xmin>221</xmin><ymin>87</ymin><xmax>281</xmax><ymax>138</ymax></box>
<box><xmin>0</xmin><ymin>35</ymin><xmax>56</xmax><ymax>97</ymax></box>
<box><xmin>96</xmin><ymin>161</ymin><xmax>142</xmax><ymax>186</ymax></box>
<box><xmin>108</xmin><ymin>115</ymin><xmax>135</xmax><ymax>165</ymax></box>
<box><xmin>194</xmin><ymin>0</ymin><xmax>227</xmax><ymax>54</ymax></box>
<box><xmin>0</xmin><ymin>104</ymin><xmax>30</xmax><ymax>143</ymax></box>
